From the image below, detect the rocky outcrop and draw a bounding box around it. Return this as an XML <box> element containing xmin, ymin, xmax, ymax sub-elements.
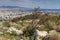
<box><xmin>34</xmin><ymin>29</ymin><xmax>48</xmax><ymax>40</ymax></box>
<box><xmin>43</xmin><ymin>30</ymin><xmax>60</xmax><ymax>40</ymax></box>
<box><xmin>48</xmin><ymin>30</ymin><xmax>60</xmax><ymax>40</ymax></box>
<box><xmin>7</xmin><ymin>27</ymin><xmax>23</xmax><ymax>35</ymax></box>
<box><xmin>2</xmin><ymin>27</ymin><xmax>23</xmax><ymax>35</ymax></box>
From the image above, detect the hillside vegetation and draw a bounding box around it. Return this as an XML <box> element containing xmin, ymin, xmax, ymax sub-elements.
<box><xmin>0</xmin><ymin>8</ymin><xmax>60</xmax><ymax>40</ymax></box>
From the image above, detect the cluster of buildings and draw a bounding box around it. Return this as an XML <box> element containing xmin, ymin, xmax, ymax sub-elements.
<box><xmin>0</xmin><ymin>8</ymin><xmax>60</xmax><ymax>21</ymax></box>
<box><xmin>0</xmin><ymin>10</ymin><xmax>32</xmax><ymax>21</ymax></box>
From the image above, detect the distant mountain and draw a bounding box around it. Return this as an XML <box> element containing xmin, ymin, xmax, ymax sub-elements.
<box><xmin>0</xmin><ymin>6</ymin><xmax>21</xmax><ymax>8</ymax></box>
<box><xmin>0</xmin><ymin>6</ymin><xmax>33</xmax><ymax>12</ymax></box>
<box><xmin>41</xmin><ymin>9</ymin><xmax>60</xmax><ymax>12</ymax></box>
<box><xmin>0</xmin><ymin>6</ymin><xmax>60</xmax><ymax>12</ymax></box>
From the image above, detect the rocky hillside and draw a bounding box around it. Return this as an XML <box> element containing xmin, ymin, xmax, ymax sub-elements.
<box><xmin>0</xmin><ymin>12</ymin><xmax>60</xmax><ymax>40</ymax></box>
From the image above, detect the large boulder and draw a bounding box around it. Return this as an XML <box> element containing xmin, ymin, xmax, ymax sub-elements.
<box><xmin>53</xmin><ymin>25</ymin><xmax>60</xmax><ymax>32</ymax></box>
<box><xmin>34</xmin><ymin>29</ymin><xmax>48</xmax><ymax>40</ymax></box>
<box><xmin>48</xmin><ymin>30</ymin><xmax>60</xmax><ymax>40</ymax></box>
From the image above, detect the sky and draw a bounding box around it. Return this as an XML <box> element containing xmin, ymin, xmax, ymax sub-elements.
<box><xmin>0</xmin><ymin>0</ymin><xmax>60</xmax><ymax>9</ymax></box>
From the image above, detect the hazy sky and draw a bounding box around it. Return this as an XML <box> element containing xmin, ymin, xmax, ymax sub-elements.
<box><xmin>0</xmin><ymin>0</ymin><xmax>60</xmax><ymax>9</ymax></box>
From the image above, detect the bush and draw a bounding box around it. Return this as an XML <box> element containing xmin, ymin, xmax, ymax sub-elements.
<box><xmin>23</xmin><ymin>25</ymin><xmax>36</xmax><ymax>37</ymax></box>
<box><xmin>44</xmin><ymin>22</ymin><xmax>53</xmax><ymax>31</ymax></box>
<box><xmin>2</xmin><ymin>21</ymin><xmax>11</xmax><ymax>27</ymax></box>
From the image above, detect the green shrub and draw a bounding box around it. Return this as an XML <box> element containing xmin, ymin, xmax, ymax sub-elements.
<box><xmin>2</xmin><ymin>21</ymin><xmax>10</xmax><ymax>27</ymax></box>
<box><xmin>23</xmin><ymin>25</ymin><xmax>36</xmax><ymax>37</ymax></box>
<box><xmin>44</xmin><ymin>22</ymin><xmax>53</xmax><ymax>31</ymax></box>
